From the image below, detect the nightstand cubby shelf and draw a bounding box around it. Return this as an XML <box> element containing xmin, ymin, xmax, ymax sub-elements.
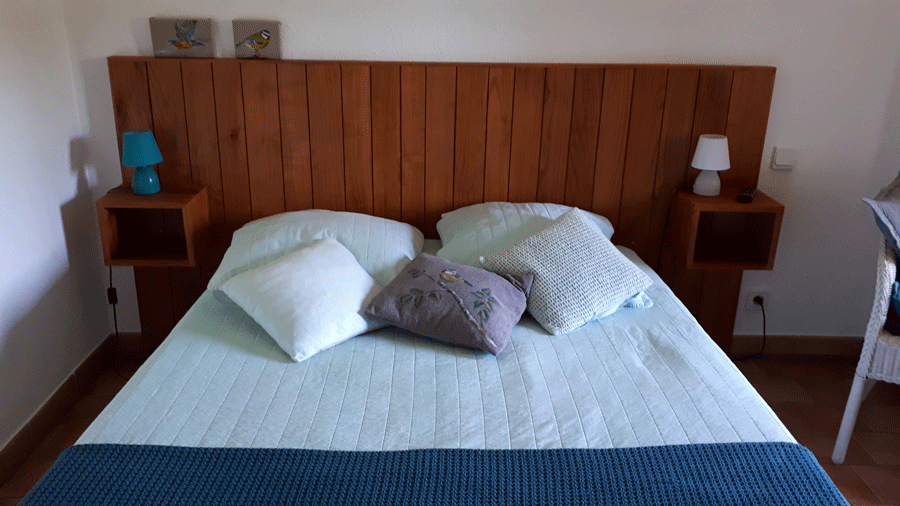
<box><xmin>670</xmin><ymin>189</ymin><xmax>784</xmax><ymax>271</ymax></box>
<box><xmin>96</xmin><ymin>186</ymin><xmax>209</xmax><ymax>267</ymax></box>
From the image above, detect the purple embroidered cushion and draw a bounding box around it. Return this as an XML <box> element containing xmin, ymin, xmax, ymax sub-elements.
<box><xmin>365</xmin><ymin>254</ymin><xmax>532</xmax><ymax>355</ymax></box>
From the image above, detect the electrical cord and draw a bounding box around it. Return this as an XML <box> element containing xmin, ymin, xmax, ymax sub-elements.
<box><xmin>109</xmin><ymin>266</ymin><xmax>131</xmax><ymax>381</ymax></box>
<box><xmin>759</xmin><ymin>302</ymin><xmax>767</xmax><ymax>354</ymax></box>
<box><xmin>654</xmin><ymin>192</ymin><xmax>679</xmax><ymax>271</ymax></box>
<box><xmin>731</xmin><ymin>296</ymin><xmax>767</xmax><ymax>361</ymax></box>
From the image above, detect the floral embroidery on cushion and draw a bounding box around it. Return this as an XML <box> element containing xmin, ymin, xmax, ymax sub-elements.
<box><xmin>398</xmin><ymin>288</ymin><xmax>442</xmax><ymax>308</ymax></box>
<box><xmin>405</xmin><ymin>266</ymin><xmax>496</xmax><ymax>347</ymax></box>
<box><xmin>472</xmin><ymin>289</ymin><xmax>497</xmax><ymax>322</ymax></box>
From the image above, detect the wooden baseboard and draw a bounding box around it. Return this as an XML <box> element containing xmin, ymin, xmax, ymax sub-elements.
<box><xmin>731</xmin><ymin>334</ymin><xmax>864</xmax><ymax>357</ymax></box>
<box><xmin>0</xmin><ymin>333</ymin><xmax>123</xmax><ymax>486</ymax></box>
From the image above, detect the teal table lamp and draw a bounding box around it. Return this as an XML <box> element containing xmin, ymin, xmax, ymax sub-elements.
<box><xmin>122</xmin><ymin>130</ymin><xmax>163</xmax><ymax>194</ymax></box>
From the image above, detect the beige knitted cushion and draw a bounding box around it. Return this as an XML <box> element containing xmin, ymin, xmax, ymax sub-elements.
<box><xmin>480</xmin><ymin>208</ymin><xmax>652</xmax><ymax>335</ymax></box>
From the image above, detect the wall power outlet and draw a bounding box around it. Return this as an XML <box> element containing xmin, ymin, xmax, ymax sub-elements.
<box><xmin>744</xmin><ymin>292</ymin><xmax>769</xmax><ymax>311</ymax></box>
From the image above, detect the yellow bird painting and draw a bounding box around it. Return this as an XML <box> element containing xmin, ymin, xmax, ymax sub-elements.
<box><xmin>235</xmin><ymin>29</ymin><xmax>271</xmax><ymax>57</ymax></box>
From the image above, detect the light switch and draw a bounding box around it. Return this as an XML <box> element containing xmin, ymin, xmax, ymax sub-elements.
<box><xmin>772</xmin><ymin>147</ymin><xmax>798</xmax><ymax>170</ymax></box>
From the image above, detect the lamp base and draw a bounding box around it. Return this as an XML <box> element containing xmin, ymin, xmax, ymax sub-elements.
<box><xmin>693</xmin><ymin>170</ymin><xmax>721</xmax><ymax>196</ymax></box>
<box><xmin>132</xmin><ymin>165</ymin><xmax>161</xmax><ymax>195</ymax></box>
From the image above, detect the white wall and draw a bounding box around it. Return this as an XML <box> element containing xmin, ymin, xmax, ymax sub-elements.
<box><xmin>0</xmin><ymin>0</ymin><xmax>109</xmax><ymax>448</ymax></box>
<box><xmin>1</xmin><ymin>0</ymin><xmax>895</xmax><ymax>448</ymax></box>
<box><xmin>57</xmin><ymin>0</ymin><xmax>900</xmax><ymax>338</ymax></box>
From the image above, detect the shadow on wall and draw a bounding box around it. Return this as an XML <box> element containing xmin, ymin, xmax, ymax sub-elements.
<box><xmin>872</xmin><ymin>57</ymin><xmax>900</xmax><ymax>195</ymax></box>
<box><xmin>0</xmin><ymin>271</ymin><xmax>84</xmax><ymax>443</ymax></box>
<box><xmin>76</xmin><ymin>57</ymin><xmax>141</xmax><ymax>333</ymax></box>
<box><xmin>79</xmin><ymin>59</ymin><xmax>122</xmax><ymax>191</ymax></box>
<box><xmin>62</xmin><ymin>137</ymin><xmax>108</xmax><ymax>334</ymax></box>
<box><xmin>0</xmin><ymin>137</ymin><xmax>110</xmax><ymax>447</ymax></box>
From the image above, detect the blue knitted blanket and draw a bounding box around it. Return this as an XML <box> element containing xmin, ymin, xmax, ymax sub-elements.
<box><xmin>21</xmin><ymin>442</ymin><xmax>847</xmax><ymax>505</ymax></box>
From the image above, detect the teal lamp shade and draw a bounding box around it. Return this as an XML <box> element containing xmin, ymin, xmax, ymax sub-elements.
<box><xmin>122</xmin><ymin>130</ymin><xmax>163</xmax><ymax>194</ymax></box>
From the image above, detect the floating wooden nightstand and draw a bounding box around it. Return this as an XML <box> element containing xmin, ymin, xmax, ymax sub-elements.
<box><xmin>661</xmin><ymin>189</ymin><xmax>784</xmax><ymax>353</ymax></box>
<box><xmin>669</xmin><ymin>189</ymin><xmax>784</xmax><ymax>271</ymax></box>
<box><xmin>96</xmin><ymin>185</ymin><xmax>209</xmax><ymax>267</ymax></box>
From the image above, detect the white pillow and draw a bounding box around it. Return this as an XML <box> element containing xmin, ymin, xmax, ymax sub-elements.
<box><xmin>480</xmin><ymin>208</ymin><xmax>651</xmax><ymax>335</ymax></box>
<box><xmin>209</xmin><ymin>210</ymin><xmax>424</xmax><ymax>291</ymax></box>
<box><xmin>436</xmin><ymin>202</ymin><xmax>614</xmax><ymax>267</ymax></box>
<box><xmin>219</xmin><ymin>239</ymin><xmax>384</xmax><ymax>362</ymax></box>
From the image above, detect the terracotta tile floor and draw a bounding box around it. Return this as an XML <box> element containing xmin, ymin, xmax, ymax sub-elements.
<box><xmin>1</xmin><ymin>356</ymin><xmax>898</xmax><ymax>504</ymax></box>
<box><xmin>737</xmin><ymin>357</ymin><xmax>900</xmax><ymax>505</ymax></box>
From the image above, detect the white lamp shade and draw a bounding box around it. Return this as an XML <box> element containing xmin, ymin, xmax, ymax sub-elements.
<box><xmin>691</xmin><ymin>134</ymin><xmax>730</xmax><ymax>171</ymax></box>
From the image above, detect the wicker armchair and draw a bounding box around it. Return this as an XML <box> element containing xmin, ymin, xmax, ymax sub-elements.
<box><xmin>832</xmin><ymin>239</ymin><xmax>900</xmax><ymax>464</ymax></box>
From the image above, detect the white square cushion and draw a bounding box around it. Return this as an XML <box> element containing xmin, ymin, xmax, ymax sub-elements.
<box><xmin>480</xmin><ymin>208</ymin><xmax>652</xmax><ymax>335</ymax></box>
<box><xmin>436</xmin><ymin>202</ymin><xmax>614</xmax><ymax>267</ymax></box>
<box><xmin>219</xmin><ymin>238</ymin><xmax>384</xmax><ymax>362</ymax></box>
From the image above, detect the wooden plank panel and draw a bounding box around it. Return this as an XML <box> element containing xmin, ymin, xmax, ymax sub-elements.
<box><xmin>697</xmin><ymin>271</ymin><xmax>743</xmax><ymax>352</ymax></box>
<box><xmin>169</xmin><ymin>266</ymin><xmax>203</xmax><ymax>326</ymax></box>
<box><xmin>453</xmin><ymin>66</ymin><xmax>489</xmax><ymax>208</ymax></box>
<box><xmin>591</xmin><ymin>68</ymin><xmax>633</xmax><ymax>227</ymax></box>
<box><xmin>134</xmin><ymin>265</ymin><xmax>177</xmax><ymax>353</ymax></box>
<box><xmin>278</xmin><ymin>63</ymin><xmax>313</xmax><ymax>212</ymax></box>
<box><xmin>656</xmin><ymin>194</ymin><xmax>705</xmax><ymax>316</ymax></box>
<box><xmin>425</xmin><ymin>65</ymin><xmax>457</xmax><ymax>233</ymax></box>
<box><xmin>212</xmin><ymin>60</ymin><xmax>252</xmax><ymax>231</ymax></box>
<box><xmin>169</xmin><ymin>186</ymin><xmax>209</xmax><ymax>320</ymax></box>
<box><xmin>724</xmin><ymin>67</ymin><xmax>776</xmax><ymax>190</ymax></box>
<box><xmin>688</xmin><ymin>69</ymin><xmax>733</xmax><ymax>185</ymax></box>
<box><xmin>108</xmin><ymin>59</ymin><xmax>152</xmax><ymax>182</ymax></box>
<box><xmin>616</xmin><ymin>68</ymin><xmax>668</xmax><ymax>257</ymax></box>
<box><xmin>342</xmin><ymin>63</ymin><xmax>374</xmax><ymax>214</ymax></box>
<box><xmin>666</xmin><ymin>261</ymin><xmax>705</xmax><ymax>316</ymax></box>
<box><xmin>241</xmin><ymin>61</ymin><xmax>285</xmax><ymax>219</ymax></box>
<box><xmin>182</xmin><ymin>60</ymin><xmax>226</xmax><ymax>283</ymax></box>
<box><xmin>483</xmin><ymin>67</ymin><xmax>515</xmax><ymax>203</ymax></box>
<box><xmin>508</xmin><ymin>67</ymin><xmax>546</xmax><ymax>202</ymax></box>
<box><xmin>147</xmin><ymin>60</ymin><xmax>201</xmax><ymax>324</ymax></box>
<box><xmin>564</xmin><ymin>67</ymin><xmax>603</xmax><ymax>209</ymax></box>
<box><xmin>645</xmin><ymin>68</ymin><xmax>700</xmax><ymax>269</ymax></box>
<box><xmin>536</xmin><ymin>67</ymin><xmax>576</xmax><ymax>203</ymax></box>
<box><xmin>148</xmin><ymin>60</ymin><xmax>205</xmax><ymax>325</ymax></box>
<box><xmin>182</xmin><ymin>61</ymin><xmax>224</xmax><ymax>228</ymax></box>
<box><xmin>147</xmin><ymin>59</ymin><xmax>192</xmax><ymax>187</ymax></box>
<box><xmin>400</xmin><ymin>66</ymin><xmax>427</xmax><ymax>232</ymax></box>
<box><xmin>371</xmin><ymin>64</ymin><xmax>402</xmax><ymax>222</ymax></box>
<box><xmin>307</xmin><ymin>63</ymin><xmax>346</xmax><ymax>211</ymax></box>
<box><xmin>107</xmin><ymin>59</ymin><xmax>176</xmax><ymax>349</ymax></box>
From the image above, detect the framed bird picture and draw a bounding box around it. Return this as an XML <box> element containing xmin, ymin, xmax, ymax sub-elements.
<box><xmin>150</xmin><ymin>18</ymin><xmax>214</xmax><ymax>58</ymax></box>
<box><xmin>233</xmin><ymin>20</ymin><xmax>281</xmax><ymax>59</ymax></box>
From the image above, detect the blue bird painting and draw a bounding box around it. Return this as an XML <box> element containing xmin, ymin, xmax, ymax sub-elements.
<box><xmin>169</xmin><ymin>20</ymin><xmax>205</xmax><ymax>49</ymax></box>
<box><xmin>150</xmin><ymin>17</ymin><xmax>213</xmax><ymax>58</ymax></box>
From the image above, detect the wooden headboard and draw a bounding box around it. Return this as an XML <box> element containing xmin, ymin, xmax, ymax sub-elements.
<box><xmin>107</xmin><ymin>56</ymin><xmax>775</xmax><ymax>346</ymax></box>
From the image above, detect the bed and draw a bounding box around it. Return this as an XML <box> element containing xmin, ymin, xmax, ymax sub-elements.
<box><xmin>78</xmin><ymin>243</ymin><xmax>789</xmax><ymax>451</ymax></box>
<box><xmin>21</xmin><ymin>58</ymin><xmax>848</xmax><ymax>505</ymax></box>
<box><xmin>23</xmin><ymin>241</ymin><xmax>846</xmax><ymax>504</ymax></box>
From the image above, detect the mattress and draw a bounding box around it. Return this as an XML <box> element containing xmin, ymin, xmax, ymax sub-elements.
<box><xmin>78</xmin><ymin>245</ymin><xmax>793</xmax><ymax>450</ymax></box>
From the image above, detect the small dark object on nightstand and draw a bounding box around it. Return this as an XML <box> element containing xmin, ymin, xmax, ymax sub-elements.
<box><xmin>737</xmin><ymin>187</ymin><xmax>758</xmax><ymax>203</ymax></box>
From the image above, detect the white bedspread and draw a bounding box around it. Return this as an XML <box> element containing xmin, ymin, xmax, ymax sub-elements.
<box><xmin>78</xmin><ymin>247</ymin><xmax>793</xmax><ymax>450</ymax></box>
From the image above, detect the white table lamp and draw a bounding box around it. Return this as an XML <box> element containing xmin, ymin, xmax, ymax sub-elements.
<box><xmin>691</xmin><ymin>134</ymin><xmax>730</xmax><ymax>196</ymax></box>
